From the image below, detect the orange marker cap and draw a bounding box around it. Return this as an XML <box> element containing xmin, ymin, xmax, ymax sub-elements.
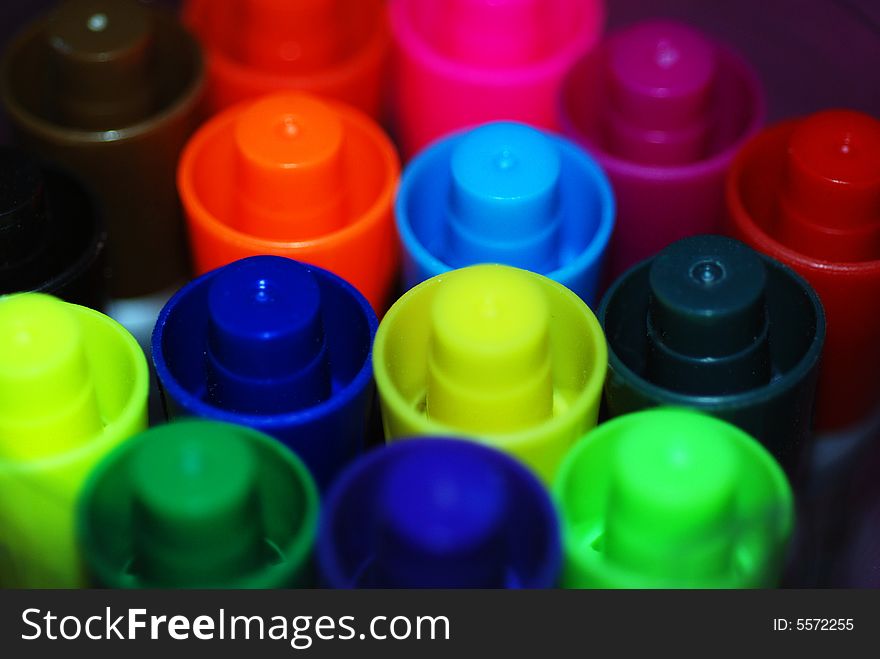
<box><xmin>178</xmin><ymin>91</ymin><xmax>399</xmax><ymax>312</ymax></box>
<box><xmin>233</xmin><ymin>93</ymin><xmax>347</xmax><ymax>240</ymax></box>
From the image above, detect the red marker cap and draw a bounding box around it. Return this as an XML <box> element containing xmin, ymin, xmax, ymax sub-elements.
<box><xmin>184</xmin><ymin>0</ymin><xmax>389</xmax><ymax>118</ymax></box>
<box><xmin>727</xmin><ymin>109</ymin><xmax>880</xmax><ymax>430</ymax></box>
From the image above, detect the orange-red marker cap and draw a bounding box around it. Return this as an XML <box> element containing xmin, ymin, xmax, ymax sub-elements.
<box><xmin>178</xmin><ymin>91</ymin><xmax>400</xmax><ymax>312</ymax></box>
<box><xmin>183</xmin><ymin>0</ymin><xmax>389</xmax><ymax>118</ymax></box>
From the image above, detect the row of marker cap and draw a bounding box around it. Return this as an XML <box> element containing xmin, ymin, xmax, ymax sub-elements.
<box><xmin>0</xmin><ymin>244</ymin><xmax>818</xmax><ymax>588</ymax></box>
<box><xmin>78</xmin><ymin>412</ymin><xmax>791</xmax><ymax>589</ymax></box>
<box><xmin>2</xmin><ymin>1</ymin><xmax>879</xmax><ymax>433</ymax></box>
<box><xmin>0</xmin><ymin>294</ymin><xmax>793</xmax><ymax>589</ymax></box>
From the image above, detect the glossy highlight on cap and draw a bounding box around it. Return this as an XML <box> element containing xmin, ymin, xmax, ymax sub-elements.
<box><xmin>79</xmin><ymin>420</ymin><xmax>319</xmax><ymax>588</ymax></box>
<box><xmin>396</xmin><ymin>121</ymin><xmax>614</xmax><ymax>303</ymax></box>
<box><xmin>0</xmin><ymin>292</ymin><xmax>148</xmax><ymax>587</ymax></box>
<box><xmin>554</xmin><ymin>408</ymin><xmax>794</xmax><ymax>588</ymax></box>
<box><xmin>184</xmin><ymin>0</ymin><xmax>389</xmax><ymax>118</ymax></box>
<box><xmin>390</xmin><ymin>0</ymin><xmax>605</xmax><ymax>156</ymax></box>
<box><xmin>152</xmin><ymin>255</ymin><xmax>377</xmax><ymax>488</ymax></box>
<box><xmin>561</xmin><ymin>20</ymin><xmax>765</xmax><ymax>277</ymax></box>
<box><xmin>727</xmin><ymin>110</ymin><xmax>880</xmax><ymax>430</ymax></box>
<box><xmin>178</xmin><ymin>91</ymin><xmax>399</xmax><ymax>312</ymax></box>
<box><xmin>317</xmin><ymin>438</ymin><xmax>561</xmax><ymax>588</ymax></box>
<box><xmin>373</xmin><ymin>264</ymin><xmax>607</xmax><ymax>482</ymax></box>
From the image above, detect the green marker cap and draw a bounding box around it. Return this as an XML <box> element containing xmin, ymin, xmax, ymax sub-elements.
<box><xmin>79</xmin><ymin>420</ymin><xmax>319</xmax><ymax>588</ymax></box>
<box><xmin>554</xmin><ymin>408</ymin><xmax>794</xmax><ymax>588</ymax></box>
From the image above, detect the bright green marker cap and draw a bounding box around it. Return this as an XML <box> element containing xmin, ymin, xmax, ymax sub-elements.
<box><xmin>554</xmin><ymin>408</ymin><xmax>794</xmax><ymax>588</ymax></box>
<box><xmin>79</xmin><ymin>420</ymin><xmax>319</xmax><ymax>588</ymax></box>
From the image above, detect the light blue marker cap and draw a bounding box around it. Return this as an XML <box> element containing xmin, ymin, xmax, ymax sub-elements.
<box><xmin>396</xmin><ymin>121</ymin><xmax>615</xmax><ymax>305</ymax></box>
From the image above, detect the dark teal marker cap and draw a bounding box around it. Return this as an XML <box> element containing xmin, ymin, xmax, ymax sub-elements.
<box><xmin>599</xmin><ymin>235</ymin><xmax>825</xmax><ymax>474</ymax></box>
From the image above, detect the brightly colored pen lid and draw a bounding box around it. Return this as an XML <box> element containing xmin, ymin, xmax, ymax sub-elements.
<box><xmin>178</xmin><ymin>91</ymin><xmax>399</xmax><ymax>312</ymax></box>
<box><xmin>390</xmin><ymin>0</ymin><xmax>604</xmax><ymax>156</ymax></box>
<box><xmin>318</xmin><ymin>438</ymin><xmax>560</xmax><ymax>588</ymax></box>
<box><xmin>599</xmin><ymin>235</ymin><xmax>824</xmax><ymax>474</ymax></box>
<box><xmin>79</xmin><ymin>420</ymin><xmax>319</xmax><ymax>588</ymax></box>
<box><xmin>0</xmin><ymin>292</ymin><xmax>148</xmax><ymax>587</ymax></box>
<box><xmin>184</xmin><ymin>0</ymin><xmax>389</xmax><ymax>118</ymax></box>
<box><xmin>554</xmin><ymin>408</ymin><xmax>794</xmax><ymax>588</ymax></box>
<box><xmin>560</xmin><ymin>20</ymin><xmax>764</xmax><ymax>278</ymax></box>
<box><xmin>0</xmin><ymin>0</ymin><xmax>204</xmax><ymax>299</ymax></box>
<box><xmin>396</xmin><ymin>121</ymin><xmax>614</xmax><ymax>304</ymax></box>
<box><xmin>0</xmin><ymin>147</ymin><xmax>106</xmax><ymax>308</ymax></box>
<box><xmin>152</xmin><ymin>255</ymin><xmax>377</xmax><ymax>489</ymax></box>
<box><xmin>727</xmin><ymin>109</ymin><xmax>880</xmax><ymax>431</ymax></box>
<box><xmin>373</xmin><ymin>264</ymin><xmax>607</xmax><ymax>482</ymax></box>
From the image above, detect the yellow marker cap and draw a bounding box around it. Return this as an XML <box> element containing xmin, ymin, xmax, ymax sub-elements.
<box><xmin>374</xmin><ymin>264</ymin><xmax>607</xmax><ymax>482</ymax></box>
<box><xmin>0</xmin><ymin>293</ymin><xmax>102</xmax><ymax>456</ymax></box>
<box><xmin>427</xmin><ymin>266</ymin><xmax>553</xmax><ymax>432</ymax></box>
<box><xmin>0</xmin><ymin>292</ymin><xmax>148</xmax><ymax>587</ymax></box>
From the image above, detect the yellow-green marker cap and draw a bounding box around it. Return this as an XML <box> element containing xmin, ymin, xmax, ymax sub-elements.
<box><xmin>0</xmin><ymin>293</ymin><xmax>148</xmax><ymax>587</ymax></box>
<box><xmin>373</xmin><ymin>264</ymin><xmax>607</xmax><ymax>482</ymax></box>
<box><xmin>554</xmin><ymin>408</ymin><xmax>795</xmax><ymax>588</ymax></box>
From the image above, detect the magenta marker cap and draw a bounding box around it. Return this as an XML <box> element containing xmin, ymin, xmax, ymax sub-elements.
<box><xmin>561</xmin><ymin>20</ymin><xmax>765</xmax><ymax>278</ymax></box>
<box><xmin>391</xmin><ymin>0</ymin><xmax>605</xmax><ymax>157</ymax></box>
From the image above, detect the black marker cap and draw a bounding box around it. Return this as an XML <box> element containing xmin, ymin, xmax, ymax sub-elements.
<box><xmin>0</xmin><ymin>146</ymin><xmax>106</xmax><ymax>308</ymax></box>
<box><xmin>599</xmin><ymin>235</ymin><xmax>825</xmax><ymax>475</ymax></box>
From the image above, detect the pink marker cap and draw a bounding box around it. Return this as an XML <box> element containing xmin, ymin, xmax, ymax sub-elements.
<box><xmin>391</xmin><ymin>0</ymin><xmax>605</xmax><ymax>158</ymax></box>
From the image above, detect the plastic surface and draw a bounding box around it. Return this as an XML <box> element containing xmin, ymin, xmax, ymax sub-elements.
<box><xmin>373</xmin><ymin>264</ymin><xmax>607</xmax><ymax>483</ymax></box>
<box><xmin>152</xmin><ymin>255</ymin><xmax>378</xmax><ymax>489</ymax></box>
<box><xmin>554</xmin><ymin>408</ymin><xmax>794</xmax><ymax>588</ymax></box>
<box><xmin>183</xmin><ymin>0</ymin><xmax>389</xmax><ymax>119</ymax></box>
<box><xmin>391</xmin><ymin>0</ymin><xmax>605</xmax><ymax>157</ymax></box>
<box><xmin>317</xmin><ymin>438</ymin><xmax>560</xmax><ymax>588</ymax></box>
<box><xmin>178</xmin><ymin>91</ymin><xmax>399</xmax><ymax>312</ymax></box>
<box><xmin>727</xmin><ymin>110</ymin><xmax>880</xmax><ymax>431</ymax></box>
<box><xmin>0</xmin><ymin>0</ymin><xmax>204</xmax><ymax>299</ymax></box>
<box><xmin>396</xmin><ymin>121</ymin><xmax>615</xmax><ymax>304</ymax></box>
<box><xmin>79</xmin><ymin>420</ymin><xmax>319</xmax><ymax>588</ymax></box>
<box><xmin>599</xmin><ymin>235</ymin><xmax>825</xmax><ymax>474</ymax></box>
<box><xmin>561</xmin><ymin>20</ymin><xmax>765</xmax><ymax>278</ymax></box>
<box><xmin>0</xmin><ymin>292</ymin><xmax>148</xmax><ymax>587</ymax></box>
<box><xmin>0</xmin><ymin>147</ymin><xmax>106</xmax><ymax>308</ymax></box>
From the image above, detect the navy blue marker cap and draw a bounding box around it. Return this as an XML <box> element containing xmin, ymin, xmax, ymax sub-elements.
<box><xmin>317</xmin><ymin>438</ymin><xmax>561</xmax><ymax>588</ymax></box>
<box><xmin>0</xmin><ymin>147</ymin><xmax>106</xmax><ymax>308</ymax></box>
<box><xmin>152</xmin><ymin>255</ymin><xmax>378</xmax><ymax>488</ymax></box>
<box><xmin>396</xmin><ymin>121</ymin><xmax>615</xmax><ymax>305</ymax></box>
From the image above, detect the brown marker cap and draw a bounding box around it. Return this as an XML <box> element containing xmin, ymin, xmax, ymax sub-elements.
<box><xmin>1</xmin><ymin>0</ymin><xmax>204</xmax><ymax>298</ymax></box>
